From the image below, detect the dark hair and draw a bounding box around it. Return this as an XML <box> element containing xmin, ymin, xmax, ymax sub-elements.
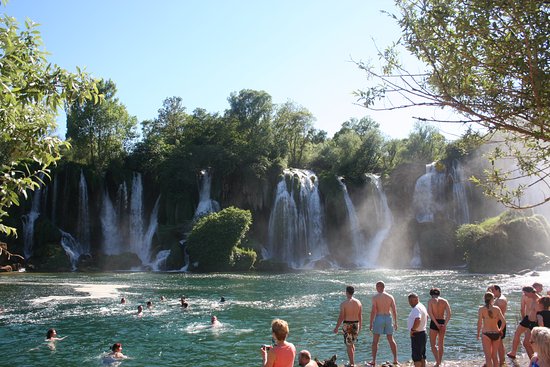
<box><xmin>111</xmin><ymin>343</ymin><xmax>122</xmax><ymax>352</ymax></box>
<box><xmin>408</xmin><ymin>293</ymin><xmax>418</xmax><ymax>300</ymax></box>
<box><xmin>346</xmin><ymin>286</ymin><xmax>355</xmax><ymax>295</ymax></box>
<box><xmin>429</xmin><ymin>288</ymin><xmax>441</xmax><ymax>297</ymax></box>
<box><xmin>539</xmin><ymin>296</ymin><xmax>550</xmax><ymax>310</ymax></box>
<box><xmin>492</xmin><ymin>285</ymin><xmax>501</xmax><ymax>293</ymax></box>
<box><xmin>523</xmin><ymin>286</ymin><xmax>536</xmax><ymax>293</ymax></box>
<box><xmin>46</xmin><ymin>328</ymin><xmax>56</xmax><ymax>339</ymax></box>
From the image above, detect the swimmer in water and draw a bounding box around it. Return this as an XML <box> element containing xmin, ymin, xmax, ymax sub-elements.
<box><xmin>46</xmin><ymin>328</ymin><xmax>66</xmax><ymax>341</ymax></box>
<box><xmin>108</xmin><ymin>343</ymin><xmax>127</xmax><ymax>359</ymax></box>
<box><xmin>211</xmin><ymin>315</ymin><xmax>221</xmax><ymax>327</ymax></box>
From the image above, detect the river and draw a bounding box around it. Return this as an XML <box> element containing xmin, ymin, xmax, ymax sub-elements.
<box><xmin>0</xmin><ymin>269</ymin><xmax>548</xmax><ymax>366</ymax></box>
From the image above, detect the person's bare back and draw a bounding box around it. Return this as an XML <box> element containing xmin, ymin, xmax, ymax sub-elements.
<box><xmin>341</xmin><ymin>297</ymin><xmax>362</xmax><ymax>321</ymax></box>
<box><xmin>428</xmin><ymin>297</ymin><xmax>450</xmax><ymax>320</ymax></box>
<box><xmin>373</xmin><ymin>292</ymin><xmax>395</xmax><ymax>315</ymax></box>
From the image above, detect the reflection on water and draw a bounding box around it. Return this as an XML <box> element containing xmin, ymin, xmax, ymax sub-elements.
<box><xmin>0</xmin><ymin>270</ymin><xmax>549</xmax><ymax>366</ymax></box>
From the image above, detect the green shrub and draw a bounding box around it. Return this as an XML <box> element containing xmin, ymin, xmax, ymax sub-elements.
<box><xmin>186</xmin><ymin>207</ymin><xmax>253</xmax><ymax>272</ymax></box>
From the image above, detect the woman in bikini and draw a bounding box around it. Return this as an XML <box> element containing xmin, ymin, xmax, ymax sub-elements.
<box><xmin>477</xmin><ymin>292</ymin><xmax>506</xmax><ymax>367</ymax></box>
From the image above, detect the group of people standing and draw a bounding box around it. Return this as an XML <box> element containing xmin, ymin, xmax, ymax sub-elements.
<box><xmin>332</xmin><ymin>282</ymin><xmax>451</xmax><ymax>367</ymax></box>
<box><xmin>325</xmin><ymin>281</ymin><xmax>550</xmax><ymax>367</ymax></box>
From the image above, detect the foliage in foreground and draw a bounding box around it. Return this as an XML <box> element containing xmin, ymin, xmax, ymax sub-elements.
<box><xmin>358</xmin><ymin>0</ymin><xmax>550</xmax><ymax>208</ymax></box>
<box><xmin>0</xmin><ymin>15</ymin><xmax>100</xmax><ymax>236</ymax></box>
<box><xmin>186</xmin><ymin>207</ymin><xmax>255</xmax><ymax>272</ymax></box>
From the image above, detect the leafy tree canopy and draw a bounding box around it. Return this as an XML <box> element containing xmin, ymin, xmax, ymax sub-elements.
<box><xmin>0</xmin><ymin>15</ymin><xmax>100</xmax><ymax>236</ymax></box>
<box><xmin>357</xmin><ymin>0</ymin><xmax>550</xmax><ymax>208</ymax></box>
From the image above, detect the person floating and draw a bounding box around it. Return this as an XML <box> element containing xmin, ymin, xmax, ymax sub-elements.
<box><xmin>180</xmin><ymin>296</ymin><xmax>188</xmax><ymax>308</ymax></box>
<box><xmin>120</xmin><ymin>297</ymin><xmax>126</xmax><ymax>304</ymax></box>
<box><xmin>136</xmin><ymin>305</ymin><xmax>143</xmax><ymax>316</ymax></box>
<box><xmin>333</xmin><ymin>285</ymin><xmax>362</xmax><ymax>367</ymax></box>
<box><xmin>211</xmin><ymin>315</ymin><xmax>221</xmax><ymax>327</ymax></box>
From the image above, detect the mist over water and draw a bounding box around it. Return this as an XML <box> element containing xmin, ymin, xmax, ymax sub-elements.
<box><xmin>1</xmin><ymin>270</ymin><xmax>548</xmax><ymax>367</ymax></box>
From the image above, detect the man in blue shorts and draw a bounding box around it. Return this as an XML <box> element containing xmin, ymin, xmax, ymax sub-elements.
<box><xmin>368</xmin><ymin>281</ymin><xmax>399</xmax><ymax>366</ymax></box>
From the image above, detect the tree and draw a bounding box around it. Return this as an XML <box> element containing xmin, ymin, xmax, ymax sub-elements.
<box><xmin>273</xmin><ymin>101</ymin><xmax>316</xmax><ymax>167</ymax></box>
<box><xmin>0</xmin><ymin>15</ymin><xmax>99</xmax><ymax>236</ymax></box>
<box><xmin>66</xmin><ymin>79</ymin><xmax>137</xmax><ymax>170</ymax></box>
<box><xmin>400</xmin><ymin>122</ymin><xmax>446</xmax><ymax>163</ymax></box>
<box><xmin>357</xmin><ymin>0</ymin><xmax>550</xmax><ymax>208</ymax></box>
<box><xmin>142</xmin><ymin>96</ymin><xmax>189</xmax><ymax>146</ymax></box>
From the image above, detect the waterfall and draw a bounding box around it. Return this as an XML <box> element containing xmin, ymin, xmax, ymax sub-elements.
<box><xmin>151</xmin><ymin>249</ymin><xmax>171</xmax><ymax>271</ymax></box>
<box><xmin>412</xmin><ymin>163</ymin><xmax>446</xmax><ymax>223</ymax></box>
<box><xmin>116</xmin><ymin>181</ymin><xmax>128</xmax><ymax>214</ymax></box>
<box><xmin>363</xmin><ymin>174</ymin><xmax>393</xmax><ymax>266</ymax></box>
<box><xmin>337</xmin><ymin>177</ymin><xmax>366</xmax><ymax>265</ymax></box>
<box><xmin>266</xmin><ymin>169</ymin><xmax>328</xmax><ymax>268</ymax></box>
<box><xmin>129</xmin><ymin>172</ymin><xmax>145</xmax><ymax>257</ymax></box>
<box><xmin>60</xmin><ymin>230</ymin><xmax>88</xmax><ymax>271</ymax></box>
<box><xmin>194</xmin><ymin>169</ymin><xmax>220</xmax><ymax>218</ymax></box>
<box><xmin>128</xmin><ymin>172</ymin><xmax>160</xmax><ymax>266</ymax></box>
<box><xmin>21</xmin><ymin>185</ymin><xmax>42</xmax><ymax>259</ymax></box>
<box><xmin>410</xmin><ymin>242</ymin><xmax>422</xmax><ymax>268</ymax></box>
<box><xmin>77</xmin><ymin>171</ymin><xmax>91</xmax><ymax>251</ymax></box>
<box><xmin>100</xmin><ymin>187</ymin><xmax>121</xmax><ymax>255</ymax></box>
<box><xmin>450</xmin><ymin>160</ymin><xmax>470</xmax><ymax>225</ymax></box>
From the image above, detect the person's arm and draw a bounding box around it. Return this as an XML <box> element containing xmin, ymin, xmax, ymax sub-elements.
<box><xmin>333</xmin><ymin>303</ymin><xmax>344</xmax><ymax>334</ymax></box>
<box><xmin>537</xmin><ymin>313</ymin><xmax>544</xmax><ymax>327</ymax></box>
<box><xmin>391</xmin><ymin>296</ymin><xmax>398</xmax><ymax>330</ymax></box>
<box><xmin>444</xmin><ymin>300</ymin><xmax>452</xmax><ymax>326</ymax></box>
<box><xmin>427</xmin><ymin>300</ymin><xmax>438</xmax><ymax>330</ymax></box>
<box><xmin>358</xmin><ymin>302</ymin><xmax>363</xmax><ymax>333</ymax></box>
<box><xmin>261</xmin><ymin>347</ymin><xmax>275</xmax><ymax>367</ymax></box>
<box><xmin>476</xmin><ymin>308</ymin><xmax>482</xmax><ymax>340</ymax></box>
<box><xmin>370</xmin><ymin>298</ymin><xmax>377</xmax><ymax>331</ymax></box>
<box><xmin>497</xmin><ymin>308</ymin><xmax>506</xmax><ymax>333</ymax></box>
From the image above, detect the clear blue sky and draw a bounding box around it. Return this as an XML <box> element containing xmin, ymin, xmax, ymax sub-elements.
<box><xmin>4</xmin><ymin>0</ymin><xmax>467</xmax><ymax>139</ymax></box>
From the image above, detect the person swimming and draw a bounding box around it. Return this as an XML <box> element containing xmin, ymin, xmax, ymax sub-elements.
<box><xmin>46</xmin><ymin>328</ymin><xmax>66</xmax><ymax>341</ymax></box>
<box><xmin>211</xmin><ymin>315</ymin><xmax>221</xmax><ymax>327</ymax></box>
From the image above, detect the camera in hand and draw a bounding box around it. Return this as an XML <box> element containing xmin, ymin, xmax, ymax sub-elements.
<box><xmin>262</xmin><ymin>344</ymin><xmax>272</xmax><ymax>350</ymax></box>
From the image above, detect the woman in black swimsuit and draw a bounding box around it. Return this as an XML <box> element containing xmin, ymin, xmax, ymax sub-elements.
<box><xmin>477</xmin><ymin>292</ymin><xmax>506</xmax><ymax>367</ymax></box>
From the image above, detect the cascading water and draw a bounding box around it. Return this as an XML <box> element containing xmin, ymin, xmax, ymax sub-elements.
<box><xmin>77</xmin><ymin>171</ymin><xmax>91</xmax><ymax>252</ymax></box>
<box><xmin>60</xmin><ymin>230</ymin><xmax>88</xmax><ymax>271</ymax></box>
<box><xmin>450</xmin><ymin>160</ymin><xmax>470</xmax><ymax>225</ymax></box>
<box><xmin>412</xmin><ymin>163</ymin><xmax>447</xmax><ymax>223</ymax></box>
<box><xmin>266</xmin><ymin>169</ymin><xmax>329</xmax><ymax>268</ymax></box>
<box><xmin>410</xmin><ymin>242</ymin><xmax>422</xmax><ymax>268</ymax></box>
<box><xmin>151</xmin><ymin>249</ymin><xmax>171</xmax><ymax>271</ymax></box>
<box><xmin>194</xmin><ymin>169</ymin><xmax>220</xmax><ymax>218</ymax></box>
<box><xmin>21</xmin><ymin>185</ymin><xmax>42</xmax><ymax>259</ymax></box>
<box><xmin>337</xmin><ymin>177</ymin><xmax>366</xmax><ymax>265</ymax></box>
<box><xmin>129</xmin><ymin>172</ymin><xmax>145</xmax><ymax>257</ymax></box>
<box><xmin>363</xmin><ymin>174</ymin><xmax>393</xmax><ymax>266</ymax></box>
<box><xmin>100</xmin><ymin>187</ymin><xmax>121</xmax><ymax>255</ymax></box>
<box><xmin>413</xmin><ymin>161</ymin><xmax>470</xmax><ymax>225</ymax></box>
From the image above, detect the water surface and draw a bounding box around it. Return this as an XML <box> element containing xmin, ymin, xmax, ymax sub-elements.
<box><xmin>0</xmin><ymin>269</ymin><xmax>548</xmax><ymax>366</ymax></box>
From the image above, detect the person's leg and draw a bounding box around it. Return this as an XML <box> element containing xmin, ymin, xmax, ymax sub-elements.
<box><xmin>438</xmin><ymin>328</ymin><xmax>446</xmax><ymax>365</ymax></box>
<box><xmin>524</xmin><ymin>329</ymin><xmax>534</xmax><ymax>358</ymax></box>
<box><xmin>497</xmin><ymin>339</ymin><xmax>505</xmax><ymax>366</ymax></box>
<box><xmin>346</xmin><ymin>343</ymin><xmax>355</xmax><ymax>366</ymax></box>
<box><xmin>508</xmin><ymin>324</ymin><xmax>527</xmax><ymax>357</ymax></box>
<box><xmin>490</xmin><ymin>339</ymin><xmax>499</xmax><ymax>367</ymax></box>
<box><xmin>370</xmin><ymin>334</ymin><xmax>380</xmax><ymax>365</ymax></box>
<box><xmin>429</xmin><ymin>329</ymin><xmax>439</xmax><ymax>366</ymax></box>
<box><xmin>482</xmin><ymin>335</ymin><xmax>494</xmax><ymax>367</ymax></box>
<box><xmin>387</xmin><ymin>334</ymin><xmax>398</xmax><ymax>364</ymax></box>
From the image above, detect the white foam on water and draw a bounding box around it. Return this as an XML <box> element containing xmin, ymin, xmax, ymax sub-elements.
<box><xmin>30</xmin><ymin>283</ymin><xmax>130</xmax><ymax>305</ymax></box>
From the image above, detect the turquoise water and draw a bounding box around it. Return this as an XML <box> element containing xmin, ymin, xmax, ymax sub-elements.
<box><xmin>0</xmin><ymin>269</ymin><xmax>548</xmax><ymax>367</ymax></box>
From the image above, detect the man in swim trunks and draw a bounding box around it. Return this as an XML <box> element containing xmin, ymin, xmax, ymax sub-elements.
<box><xmin>408</xmin><ymin>293</ymin><xmax>428</xmax><ymax>367</ymax></box>
<box><xmin>489</xmin><ymin>285</ymin><xmax>507</xmax><ymax>365</ymax></box>
<box><xmin>427</xmin><ymin>288</ymin><xmax>451</xmax><ymax>367</ymax></box>
<box><xmin>507</xmin><ymin>286</ymin><xmax>541</xmax><ymax>360</ymax></box>
<box><xmin>368</xmin><ymin>281</ymin><xmax>398</xmax><ymax>366</ymax></box>
<box><xmin>334</xmin><ymin>285</ymin><xmax>362</xmax><ymax>367</ymax></box>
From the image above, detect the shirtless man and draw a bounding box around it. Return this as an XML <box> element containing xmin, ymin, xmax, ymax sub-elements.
<box><xmin>507</xmin><ymin>286</ymin><xmax>541</xmax><ymax>359</ymax></box>
<box><xmin>368</xmin><ymin>281</ymin><xmax>398</xmax><ymax>366</ymax></box>
<box><xmin>489</xmin><ymin>285</ymin><xmax>507</xmax><ymax>365</ymax></box>
<box><xmin>427</xmin><ymin>288</ymin><xmax>451</xmax><ymax>367</ymax></box>
<box><xmin>333</xmin><ymin>285</ymin><xmax>363</xmax><ymax>367</ymax></box>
